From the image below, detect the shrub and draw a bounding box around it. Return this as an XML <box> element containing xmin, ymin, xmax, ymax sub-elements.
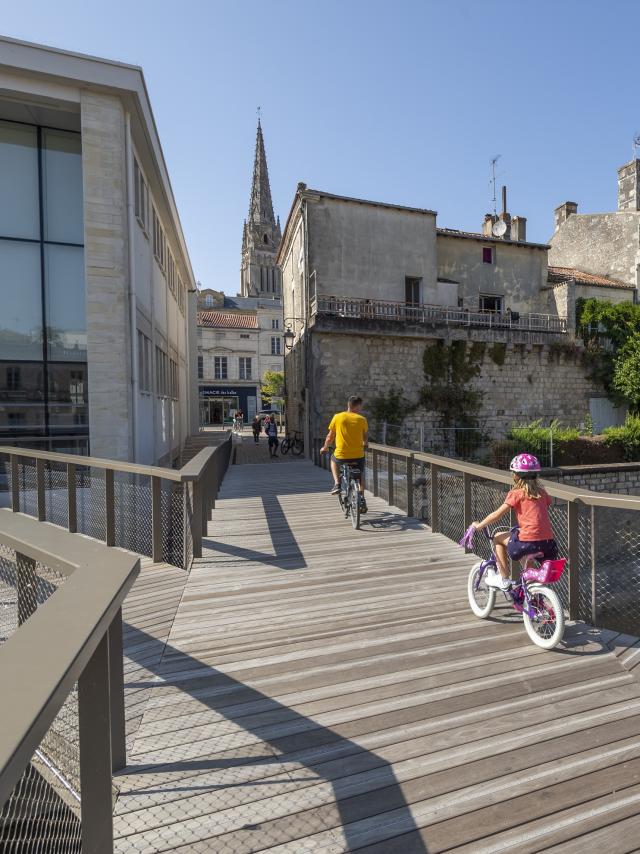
<box><xmin>604</xmin><ymin>414</ymin><xmax>640</xmax><ymax>461</ymax></box>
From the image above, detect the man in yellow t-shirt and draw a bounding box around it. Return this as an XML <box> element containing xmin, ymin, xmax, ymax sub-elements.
<box><xmin>320</xmin><ymin>395</ymin><xmax>369</xmax><ymax>512</ymax></box>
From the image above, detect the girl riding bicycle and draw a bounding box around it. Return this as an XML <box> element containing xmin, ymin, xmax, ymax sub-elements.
<box><xmin>472</xmin><ymin>453</ymin><xmax>558</xmax><ymax>591</ymax></box>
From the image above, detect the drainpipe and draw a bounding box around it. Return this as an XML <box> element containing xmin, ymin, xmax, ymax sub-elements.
<box><xmin>302</xmin><ymin>198</ymin><xmax>311</xmax><ymax>453</ymax></box>
<box><xmin>124</xmin><ymin>112</ymin><xmax>139</xmax><ymax>462</ymax></box>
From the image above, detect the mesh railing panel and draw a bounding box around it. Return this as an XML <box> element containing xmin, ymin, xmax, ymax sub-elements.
<box><xmin>377</xmin><ymin>453</ymin><xmax>389</xmax><ymax>503</ymax></box>
<box><xmin>114</xmin><ymin>472</ymin><xmax>153</xmax><ymax>559</ymax></box>
<box><xmin>578</xmin><ymin>504</ymin><xmax>593</xmax><ymax>623</ymax></box>
<box><xmin>19</xmin><ymin>461</ymin><xmax>38</xmax><ymax>518</ymax></box>
<box><xmin>0</xmin><ymin>552</ymin><xmax>81</xmax><ymax>851</ymax></box>
<box><xmin>44</xmin><ymin>462</ymin><xmax>68</xmax><ymax>530</ymax></box>
<box><xmin>0</xmin><ymin>453</ymin><xmax>11</xmax><ymax>510</ymax></box>
<box><xmin>162</xmin><ymin>482</ymin><xmax>187</xmax><ymax>568</ymax></box>
<box><xmin>548</xmin><ymin>501</ymin><xmax>569</xmax><ymax>611</ymax></box>
<box><xmin>390</xmin><ymin>454</ymin><xmax>408</xmax><ymax>512</ymax></box>
<box><xmin>591</xmin><ymin>506</ymin><xmax>640</xmax><ymax>635</ymax></box>
<box><xmin>470</xmin><ymin>479</ymin><xmax>510</xmax><ymax>560</ymax></box>
<box><xmin>411</xmin><ymin>460</ymin><xmax>431</xmax><ymax>525</ymax></box>
<box><xmin>438</xmin><ymin>470</ymin><xmax>465</xmax><ymax>543</ymax></box>
<box><xmin>76</xmin><ymin>467</ymin><xmax>106</xmax><ymax>542</ymax></box>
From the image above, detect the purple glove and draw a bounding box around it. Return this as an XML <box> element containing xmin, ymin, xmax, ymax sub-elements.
<box><xmin>459</xmin><ymin>525</ymin><xmax>476</xmax><ymax>549</ymax></box>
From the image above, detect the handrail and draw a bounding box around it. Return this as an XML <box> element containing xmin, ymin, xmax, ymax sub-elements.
<box><xmin>0</xmin><ymin>438</ymin><xmax>231</xmax><ymax>483</ymax></box>
<box><xmin>0</xmin><ymin>510</ymin><xmax>139</xmax><ymax>822</ymax></box>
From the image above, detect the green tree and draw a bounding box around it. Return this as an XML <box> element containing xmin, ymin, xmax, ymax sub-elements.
<box><xmin>260</xmin><ymin>370</ymin><xmax>284</xmax><ymax>405</ymax></box>
<box><xmin>612</xmin><ymin>334</ymin><xmax>640</xmax><ymax>412</ymax></box>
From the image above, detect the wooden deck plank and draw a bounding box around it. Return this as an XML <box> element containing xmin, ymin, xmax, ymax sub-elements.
<box><xmin>113</xmin><ymin>452</ymin><xmax>640</xmax><ymax>851</ymax></box>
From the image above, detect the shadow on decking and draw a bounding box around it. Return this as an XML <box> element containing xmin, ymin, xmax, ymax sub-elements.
<box><xmin>202</xmin><ymin>496</ymin><xmax>307</xmax><ymax>571</ymax></box>
<box><xmin>117</xmin><ymin>625</ymin><xmax>429</xmax><ymax>853</ymax></box>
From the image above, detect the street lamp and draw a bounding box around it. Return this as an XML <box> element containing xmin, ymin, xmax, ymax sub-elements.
<box><xmin>283</xmin><ymin>317</ymin><xmax>304</xmax><ymax>351</ymax></box>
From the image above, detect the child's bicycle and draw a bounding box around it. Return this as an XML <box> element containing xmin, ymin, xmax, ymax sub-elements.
<box><xmin>460</xmin><ymin>525</ymin><xmax>566</xmax><ymax>650</ymax></box>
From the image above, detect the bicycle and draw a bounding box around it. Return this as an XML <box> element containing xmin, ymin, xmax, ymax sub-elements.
<box><xmin>280</xmin><ymin>430</ymin><xmax>304</xmax><ymax>456</ymax></box>
<box><xmin>461</xmin><ymin>525</ymin><xmax>566</xmax><ymax>650</ymax></box>
<box><xmin>337</xmin><ymin>461</ymin><xmax>364</xmax><ymax>530</ymax></box>
<box><xmin>232</xmin><ymin>417</ymin><xmax>243</xmax><ymax>435</ymax></box>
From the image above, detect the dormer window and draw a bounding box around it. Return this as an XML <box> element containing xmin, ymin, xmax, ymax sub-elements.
<box><xmin>205</xmin><ymin>294</ymin><xmax>214</xmax><ymax>308</ymax></box>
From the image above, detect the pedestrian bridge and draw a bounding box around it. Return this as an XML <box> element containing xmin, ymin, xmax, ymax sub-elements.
<box><xmin>2</xmin><ymin>436</ymin><xmax>640</xmax><ymax>852</ymax></box>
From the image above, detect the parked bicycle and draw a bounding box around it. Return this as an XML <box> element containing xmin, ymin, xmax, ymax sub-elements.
<box><xmin>461</xmin><ymin>525</ymin><xmax>566</xmax><ymax>649</ymax></box>
<box><xmin>337</xmin><ymin>461</ymin><xmax>363</xmax><ymax>530</ymax></box>
<box><xmin>280</xmin><ymin>430</ymin><xmax>304</xmax><ymax>456</ymax></box>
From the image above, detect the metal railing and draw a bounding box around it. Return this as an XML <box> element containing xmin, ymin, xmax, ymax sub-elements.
<box><xmin>313</xmin><ymin>439</ymin><xmax>640</xmax><ymax>635</ymax></box>
<box><xmin>0</xmin><ymin>511</ymin><xmax>139</xmax><ymax>852</ymax></box>
<box><xmin>0</xmin><ymin>433</ymin><xmax>232</xmax><ymax>570</ymax></box>
<box><xmin>310</xmin><ymin>295</ymin><xmax>568</xmax><ymax>333</ymax></box>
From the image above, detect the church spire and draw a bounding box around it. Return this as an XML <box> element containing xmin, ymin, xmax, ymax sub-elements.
<box><xmin>248</xmin><ymin>119</ymin><xmax>277</xmax><ymax>229</ymax></box>
<box><xmin>240</xmin><ymin>118</ymin><xmax>282</xmax><ymax>298</ymax></box>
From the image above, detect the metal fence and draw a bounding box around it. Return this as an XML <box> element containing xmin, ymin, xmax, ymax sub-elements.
<box><xmin>0</xmin><ymin>512</ymin><xmax>139</xmax><ymax>852</ymax></box>
<box><xmin>313</xmin><ymin>439</ymin><xmax>640</xmax><ymax>636</ymax></box>
<box><xmin>0</xmin><ymin>434</ymin><xmax>232</xmax><ymax>571</ymax></box>
<box><xmin>373</xmin><ymin>422</ymin><xmax>555</xmax><ymax>468</ymax></box>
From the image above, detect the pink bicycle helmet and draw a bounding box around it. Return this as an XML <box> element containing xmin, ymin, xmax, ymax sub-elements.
<box><xmin>509</xmin><ymin>453</ymin><xmax>541</xmax><ymax>474</ymax></box>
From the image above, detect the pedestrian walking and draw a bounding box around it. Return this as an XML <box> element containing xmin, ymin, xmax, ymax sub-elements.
<box><xmin>252</xmin><ymin>415</ymin><xmax>261</xmax><ymax>444</ymax></box>
<box><xmin>264</xmin><ymin>415</ymin><xmax>279</xmax><ymax>458</ymax></box>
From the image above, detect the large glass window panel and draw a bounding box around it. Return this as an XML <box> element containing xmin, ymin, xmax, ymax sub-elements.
<box><xmin>42</xmin><ymin>129</ymin><xmax>83</xmax><ymax>244</ymax></box>
<box><xmin>0</xmin><ymin>239</ymin><xmax>43</xmax><ymax>360</ymax></box>
<box><xmin>0</xmin><ymin>361</ymin><xmax>46</xmax><ymax>436</ymax></box>
<box><xmin>48</xmin><ymin>363</ymin><xmax>88</xmax><ymax>435</ymax></box>
<box><xmin>0</xmin><ymin>121</ymin><xmax>39</xmax><ymax>239</ymax></box>
<box><xmin>44</xmin><ymin>245</ymin><xmax>86</xmax><ymax>361</ymax></box>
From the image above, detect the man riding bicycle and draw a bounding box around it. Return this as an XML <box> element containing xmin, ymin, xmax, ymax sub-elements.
<box><xmin>320</xmin><ymin>395</ymin><xmax>368</xmax><ymax>514</ymax></box>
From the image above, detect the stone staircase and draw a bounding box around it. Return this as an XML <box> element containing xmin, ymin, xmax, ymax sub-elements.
<box><xmin>179</xmin><ymin>430</ymin><xmax>230</xmax><ymax>466</ymax></box>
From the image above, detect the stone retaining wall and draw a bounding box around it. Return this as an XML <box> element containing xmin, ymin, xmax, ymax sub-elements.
<box><xmin>544</xmin><ymin>463</ymin><xmax>640</xmax><ymax>495</ymax></box>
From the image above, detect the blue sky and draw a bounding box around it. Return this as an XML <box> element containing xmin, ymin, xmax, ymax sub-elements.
<box><xmin>3</xmin><ymin>1</ymin><xmax>640</xmax><ymax>293</ymax></box>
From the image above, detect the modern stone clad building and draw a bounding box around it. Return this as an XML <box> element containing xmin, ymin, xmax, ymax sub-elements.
<box><xmin>278</xmin><ymin>184</ymin><xmax>606</xmax><ymax>449</ymax></box>
<box><xmin>0</xmin><ymin>36</ymin><xmax>197</xmax><ymax>464</ymax></box>
<box><xmin>549</xmin><ymin>159</ymin><xmax>640</xmax><ymax>304</ymax></box>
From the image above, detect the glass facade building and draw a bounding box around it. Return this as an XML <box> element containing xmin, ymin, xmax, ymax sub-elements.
<box><xmin>0</xmin><ymin>119</ymin><xmax>88</xmax><ymax>453</ymax></box>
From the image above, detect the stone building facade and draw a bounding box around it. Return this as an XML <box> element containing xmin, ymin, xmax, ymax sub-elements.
<box><xmin>278</xmin><ymin>185</ymin><xmax>608</xmax><ymax>451</ymax></box>
<box><xmin>549</xmin><ymin>158</ymin><xmax>640</xmax><ymax>302</ymax></box>
<box><xmin>0</xmin><ymin>36</ymin><xmax>197</xmax><ymax>464</ymax></box>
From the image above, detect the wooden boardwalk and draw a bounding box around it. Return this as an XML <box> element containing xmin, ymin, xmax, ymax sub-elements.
<box><xmin>113</xmin><ymin>454</ymin><xmax>640</xmax><ymax>852</ymax></box>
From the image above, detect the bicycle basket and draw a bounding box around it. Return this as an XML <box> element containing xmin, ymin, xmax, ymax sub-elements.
<box><xmin>522</xmin><ymin>558</ymin><xmax>566</xmax><ymax>584</ymax></box>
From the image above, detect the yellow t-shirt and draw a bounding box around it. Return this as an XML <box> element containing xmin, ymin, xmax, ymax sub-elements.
<box><xmin>329</xmin><ymin>411</ymin><xmax>368</xmax><ymax>460</ymax></box>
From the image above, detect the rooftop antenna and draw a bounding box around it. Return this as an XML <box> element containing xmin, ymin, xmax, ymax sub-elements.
<box><xmin>633</xmin><ymin>133</ymin><xmax>640</xmax><ymax>160</ymax></box>
<box><xmin>489</xmin><ymin>155</ymin><xmax>501</xmax><ymax>216</ymax></box>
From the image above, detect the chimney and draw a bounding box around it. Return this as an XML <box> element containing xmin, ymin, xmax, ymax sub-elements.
<box><xmin>511</xmin><ymin>216</ymin><xmax>527</xmax><ymax>242</ymax></box>
<box><xmin>618</xmin><ymin>159</ymin><xmax>640</xmax><ymax>211</ymax></box>
<box><xmin>554</xmin><ymin>201</ymin><xmax>578</xmax><ymax>231</ymax></box>
<box><xmin>482</xmin><ymin>213</ymin><xmax>496</xmax><ymax>237</ymax></box>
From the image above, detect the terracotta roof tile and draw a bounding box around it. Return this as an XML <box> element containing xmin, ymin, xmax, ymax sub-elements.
<box><xmin>198</xmin><ymin>311</ymin><xmax>259</xmax><ymax>329</ymax></box>
<box><xmin>548</xmin><ymin>266</ymin><xmax>634</xmax><ymax>290</ymax></box>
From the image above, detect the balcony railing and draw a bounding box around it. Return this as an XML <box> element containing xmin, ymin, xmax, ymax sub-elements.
<box><xmin>310</xmin><ymin>295</ymin><xmax>568</xmax><ymax>334</ymax></box>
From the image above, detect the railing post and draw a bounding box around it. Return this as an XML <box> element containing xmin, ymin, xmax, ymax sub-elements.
<box><xmin>372</xmin><ymin>449</ymin><xmax>379</xmax><ymax>497</ymax></box>
<box><xmin>78</xmin><ymin>632</ymin><xmax>114</xmax><ymax>853</ymax></box>
<box><xmin>151</xmin><ymin>476</ymin><xmax>163</xmax><ymax>563</ymax></box>
<box><xmin>10</xmin><ymin>454</ymin><xmax>19</xmax><ymax>513</ymax></box>
<box><xmin>567</xmin><ymin>500</ymin><xmax>580</xmax><ymax>621</ymax></box>
<box><xmin>590</xmin><ymin>504</ymin><xmax>597</xmax><ymax>626</ymax></box>
<box><xmin>105</xmin><ymin>469</ymin><xmax>115</xmax><ymax>547</ymax></box>
<box><xmin>108</xmin><ymin>607</ymin><xmax>126</xmax><ymax>772</ymax></box>
<box><xmin>406</xmin><ymin>454</ymin><xmax>414</xmax><ymax>517</ymax></box>
<box><xmin>36</xmin><ymin>457</ymin><xmax>46</xmax><ymax>522</ymax></box>
<box><xmin>463</xmin><ymin>472</ymin><xmax>472</xmax><ymax>550</ymax></box>
<box><xmin>67</xmin><ymin>463</ymin><xmax>77</xmax><ymax>533</ymax></box>
<box><xmin>17</xmin><ymin>551</ymin><xmax>37</xmax><ymax>625</ymax></box>
<box><xmin>430</xmin><ymin>463</ymin><xmax>440</xmax><ymax>533</ymax></box>
<box><xmin>387</xmin><ymin>453</ymin><xmax>394</xmax><ymax>507</ymax></box>
<box><xmin>191</xmin><ymin>480</ymin><xmax>203</xmax><ymax>559</ymax></box>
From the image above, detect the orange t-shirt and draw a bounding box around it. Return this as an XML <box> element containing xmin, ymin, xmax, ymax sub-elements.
<box><xmin>505</xmin><ymin>488</ymin><xmax>554</xmax><ymax>542</ymax></box>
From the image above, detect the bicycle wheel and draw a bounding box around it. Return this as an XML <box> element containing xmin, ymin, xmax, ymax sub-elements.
<box><xmin>467</xmin><ymin>562</ymin><xmax>496</xmax><ymax>619</ymax></box>
<box><xmin>350</xmin><ymin>484</ymin><xmax>360</xmax><ymax>530</ymax></box>
<box><xmin>291</xmin><ymin>439</ymin><xmax>304</xmax><ymax>456</ymax></box>
<box><xmin>523</xmin><ymin>585</ymin><xmax>564</xmax><ymax>649</ymax></box>
<box><xmin>280</xmin><ymin>438</ymin><xmax>290</xmax><ymax>455</ymax></box>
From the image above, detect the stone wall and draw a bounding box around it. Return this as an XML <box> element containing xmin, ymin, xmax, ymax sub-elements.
<box><xmin>545</xmin><ymin>464</ymin><xmax>640</xmax><ymax>495</ymax></box>
<box><xmin>306</xmin><ymin>327</ymin><xmax>602</xmax><ymax>440</ymax></box>
<box><xmin>81</xmin><ymin>91</ymin><xmax>132</xmax><ymax>461</ymax></box>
